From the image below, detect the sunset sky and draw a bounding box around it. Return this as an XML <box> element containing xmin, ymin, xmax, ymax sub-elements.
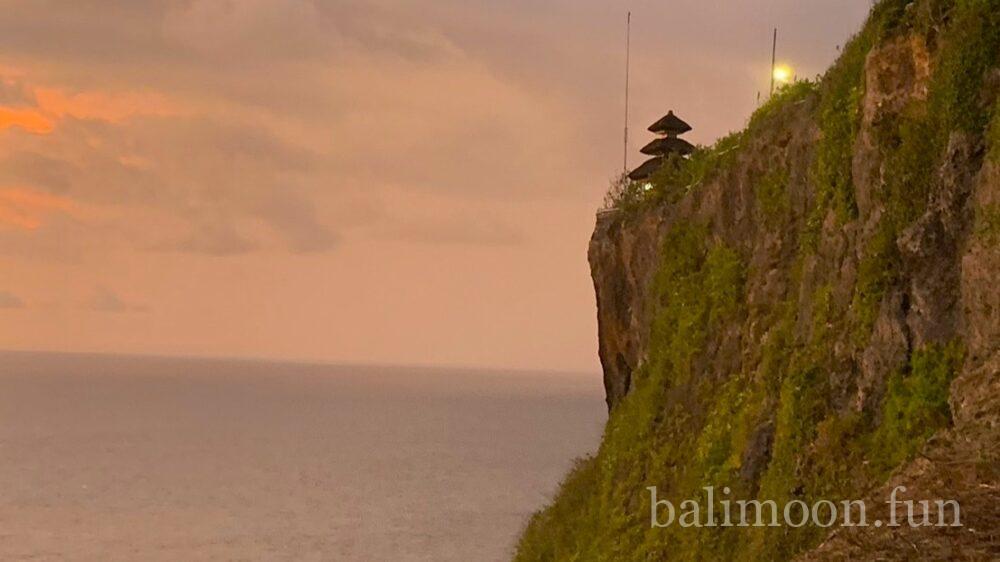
<box><xmin>0</xmin><ymin>1</ymin><xmax>870</xmax><ymax>372</ymax></box>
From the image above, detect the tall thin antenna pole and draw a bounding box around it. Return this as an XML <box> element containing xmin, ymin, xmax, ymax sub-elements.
<box><xmin>624</xmin><ymin>11</ymin><xmax>631</xmax><ymax>173</ymax></box>
<box><xmin>769</xmin><ymin>28</ymin><xmax>778</xmax><ymax>97</ymax></box>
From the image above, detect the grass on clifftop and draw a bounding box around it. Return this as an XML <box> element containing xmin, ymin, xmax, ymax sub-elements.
<box><xmin>604</xmin><ymin>81</ymin><xmax>815</xmax><ymax>214</ymax></box>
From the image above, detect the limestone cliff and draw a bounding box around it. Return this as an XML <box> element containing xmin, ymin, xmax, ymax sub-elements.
<box><xmin>518</xmin><ymin>1</ymin><xmax>1000</xmax><ymax>560</ymax></box>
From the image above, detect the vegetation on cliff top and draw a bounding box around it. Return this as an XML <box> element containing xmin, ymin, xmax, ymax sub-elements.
<box><xmin>523</xmin><ymin>1</ymin><xmax>996</xmax><ymax>560</ymax></box>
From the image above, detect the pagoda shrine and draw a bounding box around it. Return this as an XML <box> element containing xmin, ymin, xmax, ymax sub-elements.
<box><xmin>627</xmin><ymin>111</ymin><xmax>694</xmax><ymax>182</ymax></box>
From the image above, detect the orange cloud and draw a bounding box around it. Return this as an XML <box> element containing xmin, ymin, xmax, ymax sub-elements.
<box><xmin>0</xmin><ymin>188</ymin><xmax>83</xmax><ymax>230</ymax></box>
<box><xmin>0</xmin><ymin>77</ymin><xmax>182</xmax><ymax>137</ymax></box>
<box><xmin>0</xmin><ymin>107</ymin><xmax>54</xmax><ymax>134</ymax></box>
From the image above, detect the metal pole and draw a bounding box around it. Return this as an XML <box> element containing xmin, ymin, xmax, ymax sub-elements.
<box><xmin>769</xmin><ymin>28</ymin><xmax>777</xmax><ymax>97</ymax></box>
<box><xmin>624</xmin><ymin>11</ymin><xmax>631</xmax><ymax>173</ymax></box>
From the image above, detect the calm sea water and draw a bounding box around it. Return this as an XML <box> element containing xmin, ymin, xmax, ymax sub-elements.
<box><xmin>0</xmin><ymin>352</ymin><xmax>605</xmax><ymax>561</ymax></box>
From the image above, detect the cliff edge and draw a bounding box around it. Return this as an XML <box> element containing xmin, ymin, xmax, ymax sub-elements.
<box><xmin>518</xmin><ymin>1</ymin><xmax>999</xmax><ymax>560</ymax></box>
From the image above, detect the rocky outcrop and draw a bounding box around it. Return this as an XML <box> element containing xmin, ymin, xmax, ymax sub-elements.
<box><xmin>803</xmin><ymin>145</ymin><xmax>1000</xmax><ymax>562</ymax></box>
<box><xmin>590</xmin><ymin>209</ymin><xmax>669</xmax><ymax>409</ymax></box>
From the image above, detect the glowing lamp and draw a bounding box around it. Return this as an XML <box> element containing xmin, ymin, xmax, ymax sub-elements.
<box><xmin>773</xmin><ymin>64</ymin><xmax>793</xmax><ymax>84</ymax></box>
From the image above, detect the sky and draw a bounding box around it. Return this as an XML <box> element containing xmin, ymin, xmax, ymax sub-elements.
<box><xmin>0</xmin><ymin>0</ymin><xmax>872</xmax><ymax>373</ymax></box>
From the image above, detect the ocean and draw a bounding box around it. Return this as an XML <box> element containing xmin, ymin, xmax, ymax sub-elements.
<box><xmin>0</xmin><ymin>352</ymin><xmax>605</xmax><ymax>561</ymax></box>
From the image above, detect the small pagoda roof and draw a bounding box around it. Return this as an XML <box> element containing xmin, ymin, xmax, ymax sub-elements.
<box><xmin>648</xmin><ymin>111</ymin><xmax>692</xmax><ymax>136</ymax></box>
<box><xmin>640</xmin><ymin>136</ymin><xmax>695</xmax><ymax>157</ymax></box>
<box><xmin>627</xmin><ymin>157</ymin><xmax>663</xmax><ymax>182</ymax></box>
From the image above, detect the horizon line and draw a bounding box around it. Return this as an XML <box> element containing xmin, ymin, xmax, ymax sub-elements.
<box><xmin>0</xmin><ymin>347</ymin><xmax>602</xmax><ymax>378</ymax></box>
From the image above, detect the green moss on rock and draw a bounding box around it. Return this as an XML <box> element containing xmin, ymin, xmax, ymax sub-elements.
<box><xmin>989</xmin><ymin>103</ymin><xmax>1000</xmax><ymax>162</ymax></box>
<box><xmin>869</xmin><ymin>342</ymin><xmax>965</xmax><ymax>477</ymax></box>
<box><xmin>851</xmin><ymin>222</ymin><xmax>901</xmax><ymax>344</ymax></box>
<box><xmin>755</xmin><ymin>169</ymin><xmax>790</xmax><ymax>226</ymax></box>
<box><xmin>848</xmin><ymin>0</ymin><xmax>1000</xmax><ymax>345</ymax></box>
<box><xmin>974</xmin><ymin>203</ymin><xmax>1000</xmax><ymax>244</ymax></box>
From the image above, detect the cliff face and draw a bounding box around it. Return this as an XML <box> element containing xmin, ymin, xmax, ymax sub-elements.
<box><xmin>519</xmin><ymin>1</ymin><xmax>1000</xmax><ymax>560</ymax></box>
<box><xmin>590</xmin><ymin>92</ymin><xmax>822</xmax><ymax>413</ymax></box>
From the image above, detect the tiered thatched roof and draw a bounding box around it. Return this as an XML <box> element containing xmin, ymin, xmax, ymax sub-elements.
<box><xmin>640</xmin><ymin>136</ymin><xmax>695</xmax><ymax>157</ymax></box>
<box><xmin>628</xmin><ymin>110</ymin><xmax>694</xmax><ymax>182</ymax></box>
<box><xmin>648</xmin><ymin>111</ymin><xmax>692</xmax><ymax>137</ymax></box>
<box><xmin>627</xmin><ymin>157</ymin><xmax>664</xmax><ymax>182</ymax></box>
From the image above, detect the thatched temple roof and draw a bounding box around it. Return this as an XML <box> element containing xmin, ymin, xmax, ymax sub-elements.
<box><xmin>628</xmin><ymin>110</ymin><xmax>693</xmax><ymax>182</ymax></box>
<box><xmin>639</xmin><ymin>136</ymin><xmax>695</xmax><ymax>157</ymax></box>
<box><xmin>648</xmin><ymin>111</ymin><xmax>692</xmax><ymax>136</ymax></box>
<box><xmin>627</xmin><ymin>156</ymin><xmax>663</xmax><ymax>182</ymax></box>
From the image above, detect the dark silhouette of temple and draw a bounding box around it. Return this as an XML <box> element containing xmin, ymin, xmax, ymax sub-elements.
<box><xmin>628</xmin><ymin>111</ymin><xmax>694</xmax><ymax>182</ymax></box>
